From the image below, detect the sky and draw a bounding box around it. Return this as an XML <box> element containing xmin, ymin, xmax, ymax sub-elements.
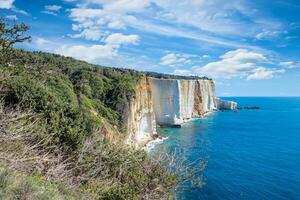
<box><xmin>1</xmin><ymin>0</ymin><xmax>300</xmax><ymax>96</ymax></box>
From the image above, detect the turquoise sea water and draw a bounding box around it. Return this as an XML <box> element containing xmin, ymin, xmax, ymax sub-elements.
<box><xmin>152</xmin><ymin>97</ymin><xmax>300</xmax><ymax>200</ymax></box>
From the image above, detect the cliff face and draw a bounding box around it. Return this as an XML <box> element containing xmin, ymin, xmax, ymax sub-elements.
<box><xmin>197</xmin><ymin>79</ymin><xmax>217</xmax><ymax>114</ymax></box>
<box><xmin>127</xmin><ymin>76</ymin><xmax>236</xmax><ymax>148</ymax></box>
<box><xmin>126</xmin><ymin>76</ymin><xmax>157</xmax><ymax>148</ymax></box>
<box><xmin>149</xmin><ymin>78</ymin><xmax>182</xmax><ymax>125</ymax></box>
<box><xmin>179</xmin><ymin>80</ymin><xmax>195</xmax><ymax>120</ymax></box>
<box><xmin>216</xmin><ymin>98</ymin><xmax>238</xmax><ymax>110</ymax></box>
<box><xmin>149</xmin><ymin>78</ymin><xmax>219</xmax><ymax>126</ymax></box>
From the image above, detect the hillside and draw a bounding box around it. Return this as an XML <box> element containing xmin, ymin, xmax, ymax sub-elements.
<box><xmin>1</xmin><ymin>49</ymin><xmax>144</xmax><ymax>147</ymax></box>
<box><xmin>0</xmin><ymin>49</ymin><xmax>180</xmax><ymax>199</ymax></box>
<box><xmin>0</xmin><ymin>19</ymin><xmax>208</xmax><ymax>199</ymax></box>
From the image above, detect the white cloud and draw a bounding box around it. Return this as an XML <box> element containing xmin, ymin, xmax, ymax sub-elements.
<box><xmin>0</xmin><ymin>0</ymin><xmax>28</xmax><ymax>15</ymax></box>
<box><xmin>36</xmin><ymin>37</ymin><xmax>49</xmax><ymax>46</ymax></box>
<box><xmin>104</xmin><ymin>33</ymin><xmax>139</xmax><ymax>45</ymax></box>
<box><xmin>66</xmin><ymin>0</ymin><xmax>278</xmax><ymax>50</ymax></box>
<box><xmin>56</xmin><ymin>44</ymin><xmax>118</xmax><ymax>62</ymax></box>
<box><xmin>107</xmin><ymin>21</ymin><xmax>125</xmax><ymax>29</ymax></box>
<box><xmin>12</xmin><ymin>8</ymin><xmax>29</xmax><ymax>15</ymax></box>
<box><xmin>247</xmin><ymin>67</ymin><xmax>285</xmax><ymax>80</ymax></box>
<box><xmin>0</xmin><ymin>0</ymin><xmax>14</xmax><ymax>9</ymax></box>
<box><xmin>87</xmin><ymin>0</ymin><xmax>150</xmax><ymax>13</ymax></box>
<box><xmin>71</xmin><ymin>28</ymin><xmax>102</xmax><ymax>41</ymax></box>
<box><xmin>152</xmin><ymin>0</ymin><xmax>253</xmax><ymax>36</ymax></box>
<box><xmin>41</xmin><ymin>11</ymin><xmax>58</xmax><ymax>16</ymax></box>
<box><xmin>6</xmin><ymin>15</ymin><xmax>17</xmax><ymax>20</ymax></box>
<box><xmin>42</xmin><ymin>5</ymin><xmax>62</xmax><ymax>16</ymax></box>
<box><xmin>194</xmin><ymin>49</ymin><xmax>269</xmax><ymax>79</ymax></box>
<box><xmin>160</xmin><ymin>53</ymin><xmax>177</xmax><ymax>65</ymax></box>
<box><xmin>256</xmin><ymin>30</ymin><xmax>280</xmax><ymax>40</ymax></box>
<box><xmin>34</xmin><ymin>37</ymin><xmax>60</xmax><ymax>50</ymax></box>
<box><xmin>45</xmin><ymin>5</ymin><xmax>62</xmax><ymax>12</ymax></box>
<box><xmin>160</xmin><ymin>53</ymin><xmax>192</xmax><ymax>66</ymax></box>
<box><xmin>33</xmin><ymin>34</ymin><xmax>139</xmax><ymax>63</ymax></box>
<box><xmin>126</xmin><ymin>17</ymin><xmax>259</xmax><ymax>49</ymax></box>
<box><xmin>279</xmin><ymin>61</ymin><xmax>298</xmax><ymax>69</ymax></box>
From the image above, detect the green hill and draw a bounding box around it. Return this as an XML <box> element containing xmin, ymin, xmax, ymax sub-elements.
<box><xmin>0</xmin><ymin>19</ymin><xmax>204</xmax><ymax>199</ymax></box>
<box><xmin>0</xmin><ymin>48</ymin><xmax>178</xmax><ymax>199</ymax></box>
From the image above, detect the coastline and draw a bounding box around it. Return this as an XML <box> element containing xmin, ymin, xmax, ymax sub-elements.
<box><xmin>144</xmin><ymin>136</ymin><xmax>168</xmax><ymax>152</ymax></box>
<box><xmin>142</xmin><ymin>111</ymin><xmax>217</xmax><ymax>151</ymax></box>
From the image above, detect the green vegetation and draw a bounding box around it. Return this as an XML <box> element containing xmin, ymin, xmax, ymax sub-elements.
<box><xmin>0</xmin><ymin>167</ymin><xmax>76</xmax><ymax>200</ymax></box>
<box><xmin>0</xmin><ymin>19</ymin><xmax>205</xmax><ymax>199</ymax></box>
<box><xmin>0</xmin><ymin>19</ymin><xmax>178</xmax><ymax>199</ymax></box>
<box><xmin>0</xmin><ymin>49</ymin><xmax>144</xmax><ymax>150</ymax></box>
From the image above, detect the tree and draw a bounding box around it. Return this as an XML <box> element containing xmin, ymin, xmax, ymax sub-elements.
<box><xmin>0</xmin><ymin>18</ymin><xmax>31</xmax><ymax>65</ymax></box>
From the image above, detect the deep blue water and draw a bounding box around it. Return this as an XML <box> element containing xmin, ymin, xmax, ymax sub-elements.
<box><xmin>152</xmin><ymin>97</ymin><xmax>300</xmax><ymax>200</ymax></box>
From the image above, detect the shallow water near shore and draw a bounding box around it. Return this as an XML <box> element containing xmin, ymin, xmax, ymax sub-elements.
<box><xmin>151</xmin><ymin>97</ymin><xmax>300</xmax><ymax>200</ymax></box>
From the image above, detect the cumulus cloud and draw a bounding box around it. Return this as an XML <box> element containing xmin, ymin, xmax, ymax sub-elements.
<box><xmin>160</xmin><ymin>53</ymin><xmax>191</xmax><ymax>66</ymax></box>
<box><xmin>0</xmin><ymin>0</ymin><xmax>28</xmax><ymax>15</ymax></box>
<box><xmin>65</xmin><ymin>0</ymin><xmax>279</xmax><ymax>49</ymax></box>
<box><xmin>194</xmin><ymin>49</ymin><xmax>268</xmax><ymax>79</ymax></box>
<box><xmin>71</xmin><ymin>28</ymin><xmax>102</xmax><ymax>41</ymax></box>
<box><xmin>160</xmin><ymin>53</ymin><xmax>177</xmax><ymax>65</ymax></box>
<box><xmin>104</xmin><ymin>33</ymin><xmax>139</xmax><ymax>45</ymax></box>
<box><xmin>0</xmin><ymin>0</ymin><xmax>14</xmax><ymax>9</ymax></box>
<box><xmin>175</xmin><ymin>50</ymin><xmax>292</xmax><ymax>81</ymax></box>
<box><xmin>247</xmin><ymin>67</ymin><xmax>285</xmax><ymax>80</ymax></box>
<box><xmin>56</xmin><ymin>44</ymin><xmax>118</xmax><ymax>62</ymax></box>
<box><xmin>34</xmin><ymin>33</ymin><xmax>139</xmax><ymax>63</ymax></box>
<box><xmin>107</xmin><ymin>21</ymin><xmax>125</xmax><ymax>29</ymax></box>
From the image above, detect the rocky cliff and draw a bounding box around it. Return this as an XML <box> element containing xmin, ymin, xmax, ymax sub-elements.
<box><xmin>126</xmin><ymin>76</ymin><xmax>157</xmax><ymax>148</ymax></box>
<box><xmin>149</xmin><ymin>78</ymin><xmax>218</xmax><ymax>126</ymax></box>
<box><xmin>127</xmin><ymin>76</ymin><xmax>236</xmax><ymax>148</ymax></box>
<box><xmin>216</xmin><ymin>98</ymin><xmax>238</xmax><ymax>110</ymax></box>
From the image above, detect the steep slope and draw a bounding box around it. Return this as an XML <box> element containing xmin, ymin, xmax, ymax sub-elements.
<box><xmin>149</xmin><ymin>78</ymin><xmax>182</xmax><ymax>126</ymax></box>
<box><xmin>126</xmin><ymin>76</ymin><xmax>157</xmax><ymax>148</ymax></box>
<box><xmin>148</xmin><ymin>78</ymin><xmax>225</xmax><ymax>127</ymax></box>
<box><xmin>126</xmin><ymin>77</ymin><xmax>237</xmax><ymax>147</ymax></box>
<box><xmin>0</xmin><ymin>49</ymin><xmax>176</xmax><ymax>199</ymax></box>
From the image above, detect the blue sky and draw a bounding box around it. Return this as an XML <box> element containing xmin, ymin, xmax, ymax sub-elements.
<box><xmin>1</xmin><ymin>0</ymin><xmax>300</xmax><ymax>96</ymax></box>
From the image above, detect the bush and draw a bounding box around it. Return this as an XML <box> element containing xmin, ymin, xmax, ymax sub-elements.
<box><xmin>0</xmin><ymin>167</ymin><xmax>76</xmax><ymax>200</ymax></box>
<box><xmin>0</xmin><ymin>105</ymin><xmax>176</xmax><ymax>199</ymax></box>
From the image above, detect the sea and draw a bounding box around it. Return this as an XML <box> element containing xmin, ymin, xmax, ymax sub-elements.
<box><xmin>151</xmin><ymin>97</ymin><xmax>300</xmax><ymax>200</ymax></box>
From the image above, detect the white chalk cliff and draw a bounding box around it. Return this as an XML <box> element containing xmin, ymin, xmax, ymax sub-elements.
<box><xmin>149</xmin><ymin>78</ymin><xmax>219</xmax><ymax>126</ymax></box>
<box><xmin>126</xmin><ymin>77</ymin><xmax>157</xmax><ymax>149</ymax></box>
<box><xmin>126</xmin><ymin>76</ymin><xmax>237</xmax><ymax>148</ymax></box>
<box><xmin>216</xmin><ymin>98</ymin><xmax>238</xmax><ymax>110</ymax></box>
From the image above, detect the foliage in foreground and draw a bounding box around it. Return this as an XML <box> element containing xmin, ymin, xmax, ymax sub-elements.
<box><xmin>0</xmin><ymin>103</ymin><xmax>176</xmax><ymax>199</ymax></box>
<box><xmin>0</xmin><ymin>18</ymin><xmax>175</xmax><ymax>198</ymax></box>
<box><xmin>0</xmin><ymin>167</ymin><xmax>76</xmax><ymax>200</ymax></box>
<box><xmin>0</xmin><ymin>19</ymin><xmax>206</xmax><ymax>199</ymax></box>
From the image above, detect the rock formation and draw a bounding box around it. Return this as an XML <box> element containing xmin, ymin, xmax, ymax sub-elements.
<box><xmin>126</xmin><ymin>76</ymin><xmax>237</xmax><ymax>148</ymax></box>
<box><xmin>216</xmin><ymin>98</ymin><xmax>238</xmax><ymax>110</ymax></box>
<box><xmin>126</xmin><ymin>76</ymin><xmax>157</xmax><ymax>148</ymax></box>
